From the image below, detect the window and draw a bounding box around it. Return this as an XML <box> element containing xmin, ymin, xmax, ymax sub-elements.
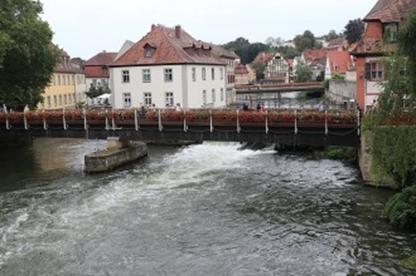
<box><xmin>143</xmin><ymin>69</ymin><xmax>151</xmax><ymax>83</ymax></box>
<box><xmin>192</xmin><ymin>68</ymin><xmax>196</xmax><ymax>82</ymax></box>
<box><xmin>384</xmin><ymin>23</ymin><xmax>399</xmax><ymax>43</ymax></box>
<box><xmin>220</xmin><ymin>88</ymin><xmax>224</xmax><ymax>102</ymax></box>
<box><xmin>47</xmin><ymin>96</ymin><xmax>51</xmax><ymax>108</ymax></box>
<box><xmin>202</xmin><ymin>68</ymin><xmax>206</xmax><ymax>81</ymax></box>
<box><xmin>144</xmin><ymin>92</ymin><xmax>152</xmax><ymax>106</ymax></box>
<box><xmin>92</xmin><ymin>79</ymin><xmax>97</xmax><ymax>87</ymax></box>
<box><xmin>64</xmin><ymin>94</ymin><xmax>68</xmax><ymax>105</ymax></box>
<box><xmin>164</xmin><ymin>68</ymin><xmax>173</xmax><ymax>82</ymax></box>
<box><xmin>365</xmin><ymin>62</ymin><xmax>384</xmax><ymax>81</ymax></box>
<box><xmin>202</xmin><ymin>90</ymin><xmax>207</xmax><ymax>105</ymax></box>
<box><xmin>145</xmin><ymin>47</ymin><xmax>154</xmax><ymax>58</ymax></box>
<box><xmin>122</xmin><ymin>70</ymin><xmax>130</xmax><ymax>83</ymax></box>
<box><xmin>220</xmin><ymin>68</ymin><xmax>224</xmax><ymax>80</ymax></box>
<box><xmin>211</xmin><ymin>68</ymin><xmax>215</xmax><ymax>80</ymax></box>
<box><xmin>212</xmin><ymin>89</ymin><xmax>216</xmax><ymax>103</ymax></box>
<box><xmin>123</xmin><ymin>93</ymin><xmax>132</xmax><ymax>108</ymax></box>
<box><xmin>59</xmin><ymin>95</ymin><xmax>62</xmax><ymax>106</ymax></box>
<box><xmin>54</xmin><ymin>95</ymin><xmax>57</xmax><ymax>107</ymax></box>
<box><xmin>165</xmin><ymin>92</ymin><xmax>174</xmax><ymax>107</ymax></box>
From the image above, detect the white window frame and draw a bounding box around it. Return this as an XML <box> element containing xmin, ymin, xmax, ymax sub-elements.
<box><xmin>122</xmin><ymin>70</ymin><xmax>130</xmax><ymax>83</ymax></box>
<box><xmin>212</xmin><ymin>89</ymin><xmax>216</xmax><ymax>103</ymax></box>
<box><xmin>123</xmin><ymin>92</ymin><xmax>132</xmax><ymax>108</ymax></box>
<box><xmin>202</xmin><ymin>68</ymin><xmax>206</xmax><ymax>81</ymax></box>
<box><xmin>202</xmin><ymin>90</ymin><xmax>207</xmax><ymax>105</ymax></box>
<box><xmin>211</xmin><ymin>68</ymin><xmax>215</xmax><ymax>80</ymax></box>
<box><xmin>164</xmin><ymin>68</ymin><xmax>173</xmax><ymax>82</ymax></box>
<box><xmin>220</xmin><ymin>68</ymin><xmax>224</xmax><ymax>80</ymax></box>
<box><xmin>220</xmin><ymin>88</ymin><xmax>224</xmax><ymax>102</ymax></box>
<box><xmin>144</xmin><ymin>92</ymin><xmax>152</xmax><ymax>106</ymax></box>
<box><xmin>165</xmin><ymin>92</ymin><xmax>174</xmax><ymax>107</ymax></box>
<box><xmin>142</xmin><ymin>69</ymin><xmax>151</xmax><ymax>83</ymax></box>
<box><xmin>192</xmin><ymin>67</ymin><xmax>196</xmax><ymax>82</ymax></box>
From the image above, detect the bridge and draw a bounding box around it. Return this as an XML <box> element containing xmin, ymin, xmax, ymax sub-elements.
<box><xmin>235</xmin><ymin>82</ymin><xmax>325</xmax><ymax>94</ymax></box>
<box><xmin>0</xmin><ymin>109</ymin><xmax>360</xmax><ymax>147</ymax></box>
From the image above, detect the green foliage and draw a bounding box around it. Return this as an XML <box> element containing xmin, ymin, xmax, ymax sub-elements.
<box><xmin>385</xmin><ymin>185</ymin><xmax>416</xmax><ymax>229</ymax></box>
<box><xmin>372</xmin><ymin>127</ymin><xmax>416</xmax><ymax>187</ymax></box>
<box><xmin>0</xmin><ymin>0</ymin><xmax>58</xmax><ymax>110</ymax></box>
<box><xmin>344</xmin><ymin>18</ymin><xmax>364</xmax><ymax>44</ymax></box>
<box><xmin>399</xmin><ymin>256</ymin><xmax>416</xmax><ymax>269</ymax></box>
<box><xmin>293</xmin><ymin>30</ymin><xmax>320</xmax><ymax>53</ymax></box>
<box><xmin>86</xmin><ymin>86</ymin><xmax>111</xmax><ymax>99</ymax></box>
<box><xmin>398</xmin><ymin>11</ymin><xmax>416</xmax><ymax>100</ymax></box>
<box><xmin>294</xmin><ymin>63</ymin><xmax>313</xmax><ymax>83</ymax></box>
<box><xmin>223</xmin><ymin>37</ymin><xmax>268</xmax><ymax>64</ymax></box>
<box><xmin>324</xmin><ymin>30</ymin><xmax>343</xmax><ymax>41</ymax></box>
<box><xmin>320</xmin><ymin>146</ymin><xmax>357</xmax><ymax>163</ymax></box>
<box><xmin>251</xmin><ymin>62</ymin><xmax>266</xmax><ymax>80</ymax></box>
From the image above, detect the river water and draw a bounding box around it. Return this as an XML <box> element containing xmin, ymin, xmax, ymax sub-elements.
<box><xmin>0</xmin><ymin>138</ymin><xmax>415</xmax><ymax>275</ymax></box>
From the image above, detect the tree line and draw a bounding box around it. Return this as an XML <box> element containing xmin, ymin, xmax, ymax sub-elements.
<box><xmin>223</xmin><ymin>19</ymin><xmax>364</xmax><ymax>65</ymax></box>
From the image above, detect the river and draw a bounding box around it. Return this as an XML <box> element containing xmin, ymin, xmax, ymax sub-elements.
<box><xmin>0</xmin><ymin>138</ymin><xmax>415</xmax><ymax>275</ymax></box>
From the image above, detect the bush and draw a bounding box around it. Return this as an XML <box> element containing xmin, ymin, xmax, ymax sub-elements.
<box><xmin>385</xmin><ymin>185</ymin><xmax>416</xmax><ymax>229</ymax></box>
<box><xmin>372</xmin><ymin>126</ymin><xmax>416</xmax><ymax>188</ymax></box>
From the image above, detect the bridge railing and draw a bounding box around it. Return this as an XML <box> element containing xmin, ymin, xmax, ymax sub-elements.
<box><xmin>0</xmin><ymin>109</ymin><xmax>359</xmax><ymax>136</ymax></box>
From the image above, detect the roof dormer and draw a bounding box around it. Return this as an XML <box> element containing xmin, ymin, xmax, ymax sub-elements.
<box><xmin>143</xmin><ymin>42</ymin><xmax>157</xmax><ymax>58</ymax></box>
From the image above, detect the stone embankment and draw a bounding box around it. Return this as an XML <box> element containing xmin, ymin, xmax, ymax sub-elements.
<box><xmin>85</xmin><ymin>137</ymin><xmax>147</xmax><ymax>173</ymax></box>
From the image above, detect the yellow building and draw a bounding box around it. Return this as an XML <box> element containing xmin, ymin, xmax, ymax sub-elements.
<box><xmin>39</xmin><ymin>50</ymin><xmax>84</xmax><ymax>110</ymax></box>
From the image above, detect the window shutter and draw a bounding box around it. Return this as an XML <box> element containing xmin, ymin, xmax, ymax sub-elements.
<box><xmin>365</xmin><ymin>63</ymin><xmax>371</xmax><ymax>80</ymax></box>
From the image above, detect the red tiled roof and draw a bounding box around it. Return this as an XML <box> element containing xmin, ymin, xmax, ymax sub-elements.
<box><xmin>112</xmin><ymin>25</ymin><xmax>226</xmax><ymax>66</ymax></box>
<box><xmin>235</xmin><ymin>63</ymin><xmax>249</xmax><ymax>74</ymax></box>
<box><xmin>55</xmin><ymin>49</ymin><xmax>80</xmax><ymax>74</ymax></box>
<box><xmin>365</xmin><ymin>0</ymin><xmax>416</xmax><ymax>22</ymax></box>
<box><xmin>327</xmin><ymin>51</ymin><xmax>353</xmax><ymax>75</ymax></box>
<box><xmin>302</xmin><ymin>49</ymin><xmax>327</xmax><ymax>67</ymax></box>
<box><xmin>253</xmin><ymin>52</ymin><xmax>274</xmax><ymax>64</ymax></box>
<box><xmin>85</xmin><ymin>52</ymin><xmax>117</xmax><ymax>66</ymax></box>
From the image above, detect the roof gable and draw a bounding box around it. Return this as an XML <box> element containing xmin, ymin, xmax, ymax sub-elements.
<box><xmin>112</xmin><ymin>25</ymin><xmax>227</xmax><ymax>66</ymax></box>
<box><xmin>365</xmin><ymin>0</ymin><xmax>416</xmax><ymax>22</ymax></box>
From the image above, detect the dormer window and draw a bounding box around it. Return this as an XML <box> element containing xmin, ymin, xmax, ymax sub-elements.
<box><xmin>145</xmin><ymin>47</ymin><xmax>154</xmax><ymax>58</ymax></box>
<box><xmin>144</xmin><ymin>43</ymin><xmax>156</xmax><ymax>58</ymax></box>
<box><xmin>384</xmin><ymin>23</ymin><xmax>399</xmax><ymax>43</ymax></box>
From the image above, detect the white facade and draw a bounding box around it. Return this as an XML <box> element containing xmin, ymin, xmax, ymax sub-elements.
<box><xmin>74</xmin><ymin>73</ymin><xmax>87</xmax><ymax>103</ymax></box>
<box><xmin>111</xmin><ymin>64</ymin><xmax>227</xmax><ymax>109</ymax></box>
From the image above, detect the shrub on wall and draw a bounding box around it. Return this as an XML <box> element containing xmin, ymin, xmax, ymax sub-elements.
<box><xmin>372</xmin><ymin>126</ymin><xmax>416</xmax><ymax>188</ymax></box>
<box><xmin>385</xmin><ymin>185</ymin><xmax>416</xmax><ymax>229</ymax></box>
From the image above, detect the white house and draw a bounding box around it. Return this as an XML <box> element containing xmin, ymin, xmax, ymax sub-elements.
<box><xmin>110</xmin><ymin>25</ymin><xmax>229</xmax><ymax>109</ymax></box>
<box><xmin>84</xmin><ymin>51</ymin><xmax>118</xmax><ymax>90</ymax></box>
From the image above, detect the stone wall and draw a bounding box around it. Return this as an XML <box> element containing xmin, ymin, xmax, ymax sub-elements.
<box><xmin>328</xmin><ymin>79</ymin><xmax>356</xmax><ymax>105</ymax></box>
<box><xmin>85</xmin><ymin>141</ymin><xmax>147</xmax><ymax>173</ymax></box>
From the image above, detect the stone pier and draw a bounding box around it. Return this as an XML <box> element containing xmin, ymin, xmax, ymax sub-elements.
<box><xmin>84</xmin><ymin>137</ymin><xmax>148</xmax><ymax>173</ymax></box>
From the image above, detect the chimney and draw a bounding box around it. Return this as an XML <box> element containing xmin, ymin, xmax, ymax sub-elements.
<box><xmin>151</xmin><ymin>24</ymin><xmax>156</xmax><ymax>31</ymax></box>
<box><xmin>175</xmin><ymin>25</ymin><xmax>181</xmax><ymax>39</ymax></box>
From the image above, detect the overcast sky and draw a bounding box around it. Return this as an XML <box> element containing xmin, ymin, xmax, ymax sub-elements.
<box><xmin>39</xmin><ymin>0</ymin><xmax>377</xmax><ymax>59</ymax></box>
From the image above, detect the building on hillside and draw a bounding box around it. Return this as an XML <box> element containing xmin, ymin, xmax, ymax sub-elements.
<box><xmin>235</xmin><ymin>64</ymin><xmax>256</xmax><ymax>85</ymax></box>
<box><xmin>351</xmin><ymin>0</ymin><xmax>416</xmax><ymax>112</ymax></box>
<box><xmin>39</xmin><ymin>50</ymin><xmax>82</xmax><ymax>110</ymax></box>
<box><xmin>84</xmin><ymin>51</ymin><xmax>118</xmax><ymax>90</ymax></box>
<box><xmin>209</xmin><ymin>44</ymin><xmax>239</xmax><ymax>105</ymax></box>
<box><xmin>264</xmin><ymin>53</ymin><xmax>291</xmax><ymax>84</ymax></box>
<box><xmin>110</xmin><ymin>24</ymin><xmax>229</xmax><ymax>109</ymax></box>
<box><xmin>325</xmin><ymin>37</ymin><xmax>348</xmax><ymax>51</ymax></box>
<box><xmin>253</xmin><ymin>52</ymin><xmax>274</xmax><ymax>65</ymax></box>
<box><xmin>325</xmin><ymin>51</ymin><xmax>354</xmax><ymax>79</ymax></box>
<box><xmin>301</xmin><ymin>49</ymin><xmax>327</xmax><ymax>81</ymax></box>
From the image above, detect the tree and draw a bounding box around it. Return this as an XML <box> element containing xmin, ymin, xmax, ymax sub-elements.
<box><xmin>294</xmin><ymin>63</ymin><xmax>313</xmax><ymax>83</ymax></box>
<box><xmin>325</xmin><ymin>30</ymin><xmax>342</xmax><ymax>41</ymax></box>
<box><xmin>251</xmin><ymin>62</ymin><xmax>266</xmax><ymax>81</ymax></box>
<box><xmin>0</xmin><ymin>0</ymin><xmax>58</xmax><ymax>110</ymax></box>
<box><xmin>223</xmin><ymin>37</ymin><xmax>268</xmax><ymax>64</ymax></box>
<box><xmin>344</xmin><ymin>19</ymin><xmax>365</xmax><ymax>44</ymax></box>
<box><xmin>265</xmin><ymin>37</ymin><xmax>284</xmax><ymax>48</ymax></box>
<box><xmin>294</xmin><ymin>30</ymin><xmax>319</xmax><ymax>53</ymax></box>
